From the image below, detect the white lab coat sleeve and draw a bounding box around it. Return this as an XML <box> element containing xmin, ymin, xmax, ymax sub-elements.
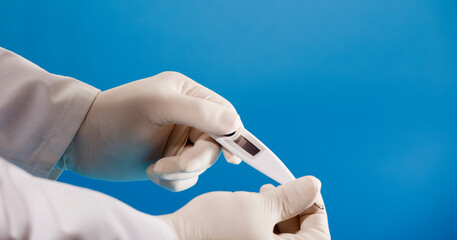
<box><xmin>0</xmin><ymin>47</ymin><xmax>99</xmax><ymax>179</ymax></box>
<box><xmin>0</xmin><ymin>158</ymin><xmax>179</xmax><ymax>240</ymax></box>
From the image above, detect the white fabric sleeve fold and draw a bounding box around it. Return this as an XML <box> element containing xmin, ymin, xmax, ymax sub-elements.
<box><xmin>0</xmin><ymin>47</ymin><xmax>100</xmax><ymax>179</ymax></box>
<box><xmin>0</xmin><ymin>158</ymin><xmax>178</xmax><ymax>240</ymax></box>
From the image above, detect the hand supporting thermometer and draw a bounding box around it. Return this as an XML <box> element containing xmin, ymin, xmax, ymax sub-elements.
<box><xmin>210</xmin><ymin>127</ymin><xmax>296</xmax><ymax>184</ymax></box>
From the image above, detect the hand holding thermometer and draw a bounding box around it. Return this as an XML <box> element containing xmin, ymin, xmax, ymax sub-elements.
<box><xmin>210</xmin><ymin>127</ymin><xmax>296</xmax><ymax>185</ymax></box>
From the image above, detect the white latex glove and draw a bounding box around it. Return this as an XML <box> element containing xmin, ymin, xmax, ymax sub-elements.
<box><xmin>62</xmin><ymin>71</ymin><xmax>242</xmax><ymax>191</ymax></box>
<box><xmin>158</xmin><ymin>176</ymin><xmax>331</xmax><ymax>240</ymax></box>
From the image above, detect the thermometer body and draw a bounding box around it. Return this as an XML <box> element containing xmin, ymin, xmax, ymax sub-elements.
<box><xmin>210</xmin><ymin>128</ymin><xmax>295</xmax><ymax>184</ymax></box>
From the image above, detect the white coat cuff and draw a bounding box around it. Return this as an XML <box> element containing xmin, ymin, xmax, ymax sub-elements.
<box><xmin>37</xmin><ymin>79</ymin><xmax>100</xmax><ymax>180</ymax></box>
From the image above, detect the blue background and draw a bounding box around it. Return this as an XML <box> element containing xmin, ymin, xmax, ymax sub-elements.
<box><xmin>1</xmin><ymin>0</ymin><xmax>456</xmax><ymax>239</ymax></box>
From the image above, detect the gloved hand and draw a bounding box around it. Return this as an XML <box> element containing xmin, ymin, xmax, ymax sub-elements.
<box><xmin>61</xmin><ymin>71</ymin><xmax>242</xmax><ymax>191</ymax></box>
<box><xmin>158</xmin><ymin>176</ymin><xmax>330</xmax><ymax>240</ymax></box>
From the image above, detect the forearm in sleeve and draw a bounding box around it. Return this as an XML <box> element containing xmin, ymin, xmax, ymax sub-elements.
<box><xmin>0</xmin><ymin>47</ymin><xmax>100</xmax><ymax>179</ymax></box>
<box><xmin>0</xmin><ymin>158</ymin><xmax>178</xmax><ymax>239</ymax></box>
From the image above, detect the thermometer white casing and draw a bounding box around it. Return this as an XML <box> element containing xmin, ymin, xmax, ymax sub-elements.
<box><xmin>210</xmin><ymin>128</ymin><xmax>295</xmax><ymax>185</ymax></box>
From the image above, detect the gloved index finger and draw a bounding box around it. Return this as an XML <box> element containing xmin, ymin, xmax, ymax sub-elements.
<box><xmin>176</xmin><ymin>73</ymin><xmax>235</xmax><ymax>108</ymax></box>
<box><xmin>158</xmin><ymin>93</ymin><xmax>242</xmax><ymax>135</ymax></box>
<box><xmin>177</xmin><ymin>75</ymin><xmax>244</xmax><ymax>135</ymax></box>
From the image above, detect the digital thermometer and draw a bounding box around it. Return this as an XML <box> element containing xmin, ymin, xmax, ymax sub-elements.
<box><xmin>210</xmin><ymin>127</ymin><xmax>296</xmax><ymax>184</ymax></box>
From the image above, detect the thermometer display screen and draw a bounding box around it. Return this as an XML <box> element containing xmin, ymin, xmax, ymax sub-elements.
<box><xmin>234</xmin><ymin>135</ymin><xmax>260</xmax><ymax>156</ymax></box>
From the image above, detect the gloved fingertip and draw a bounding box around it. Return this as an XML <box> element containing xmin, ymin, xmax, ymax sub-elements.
<box><xmin>146</xmin><ymin>165</ymin><xmax>162</xmax><ymax>186</ymax></box>
<box><xmin>259</xmin><ymin>184</ymin><xmax>275</xmax><ymax>193</ymax></box>
<box><xmin>148</xmin><ymin>166</ymin><xmax>199</xmax><ymax>192</ymax></box>
<box><xmin>151</xmin><ymin>163</ymin><xmax>164</xmax><ymax>175</ymax></box>
<box><xmin>307</xmin><ymin>176</ymin><xmax>322</xmax><ymax>193</ymax></box>
<box><xmin>223</xmin><ymin>148</ymin><xmax>242</xmax><ymax>165</ymax></box>
<box><xmin>226</xmin><ymin>155</ymin><xmax>242</xmax><ymax>165</ymax></box>
<box><xmin>146</xmin><ymin>164</ymin><xmax>156</xmax><ymax>178</ymax></box>
<box><xmin>220</xmin><ymin>108</ymin><xmax>242</xmax><ymax>135</ymax></box>
<box><xmin>167</xmin><ymin>177</ymin><xmax>199</xmax><ymax>192</ymax></box>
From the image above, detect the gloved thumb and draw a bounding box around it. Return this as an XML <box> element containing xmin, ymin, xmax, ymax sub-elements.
<box><xmin>161</xmin><ymin>93</ymin><xmax>241</xmax><ymax>135</ymax></box>
<box><xmin>260</xmin><ymin>176</ymin><xmax>321</xmax><ymax>221</ymax></box>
